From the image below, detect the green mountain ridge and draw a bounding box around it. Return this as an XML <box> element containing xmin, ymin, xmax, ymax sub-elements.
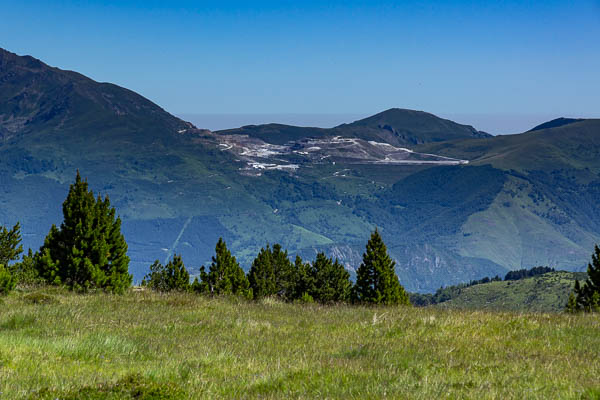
<box><xmin>416</xmin><ymin>119</ymin><xmax>600</xmax><ymax>171</ymax></box>
<box><xmin>217</xmin><ymin>108</ymin><xmax>489</xmax><ymax>146</ymax></box>
<box><xmin>436</xmin><ymin>271</ymin><xmax>587</xmax><ymax>312</ymax></box>
<box><xmin>1</xmin><ymin>48</ymin><xmax>599</xmax><ymax>292</ymax></box>
<box><xmin>0</xmin><ymin>48</ymin><xmax>193</xmax><ymax>143</ymax></box>
<box><xmin>528</xmin><ymin>117</ymin><xmax>585</xmax><ymax>132</ymax></box>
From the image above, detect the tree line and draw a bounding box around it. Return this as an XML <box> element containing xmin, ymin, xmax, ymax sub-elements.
<box><xmin>142</xmin><ymin>227</ymin><xmax>410</xmax><ymax>305</ymax></box>
<box><xmin>2</xmin><ymin>172</ymin><xmax>599</xmax><ymax>311</ymax></box>
<box><xmin>410</xmin><ymin>266</ymin><xmax>556</xmax><ymax>306</ymax></box>
<box><xmin>504</xmin><ymin>266</ymin><xmax>555</xmax><ymax>281</ymax></box>
<box><xmin>0</xmin><ymin>172</ymin><xmax>409</xmax><ymax>305</ymax></box>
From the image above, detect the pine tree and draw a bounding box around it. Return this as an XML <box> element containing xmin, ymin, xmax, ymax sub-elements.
<box><xmin>566</xmin><ymin>291</ymin><xmax>578</xmax><ymax>313</ymax></box>
<box><xmin>35</xmin><ymin>171</ymin><xmax>132</xmax><ymax>292</ymax></box>
<box><xmin>353</xmin><ymin>229</ymin><xmax>410</xmax><ymax>305</ymax></box>
<box><xmin>569</xmin><ymin>280</ymin><xmax>586</xmax><ymax>312</ymax></box>
<box><xmin>571</xmin><ymin>245</ymin><xmax>600</xmax><ymax>312</ymax></box>
<box><xmin>0</xmin><ymin>222</ymin><xmax>23</xmax><ymax>267</ymax></box>
<box><xmin>311</xmin><ymin>252</ymin><xmax>351</xmax><ymax>303</ymax></box>
<box><xmin>290</xmin><ymin>255</ymin><xmax>314</xmax><ymax>301</ymax></box>
<box><xmin>0</xmin><ymin>222</ymin><xmax>22</xmax><ymax>295</ymax></box>
<box><xmin>271</xmin><ymin>244</ymin><xmax>294</xmax><ymax>299</ymax></box>
<box><xmin>197</xmin><ymin>238</ymin><xmax>251</xmax><ymax>298</ymax></box>
<box><xmin>248</xmin><ymin>243</ymin><xmax>295</xmax><ymax>300</ymax></box>
<box><xmin>248</xmin><ymin>245</ymin><xmax>277</xmax><ymax>299</ymax></box>
<box><xmin>143</xmin><ymin>255</ymin><xmax>190</xmax><ymax>292</ymax></box>
<box><xmin>100</xmin><ymin>196</ymin><xmax>131</xmax><ymax>292</ymax></box>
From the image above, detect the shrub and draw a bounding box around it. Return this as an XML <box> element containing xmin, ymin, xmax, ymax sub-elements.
<box><xmin>9</xmin><ymin>249</ymin><xmax>42</xmax><ymax>287</ymax></box>
<box><xmin>0</xmin><ymin>264</ymin><xmax>16</xmax><ymax>295</ymax></box>
<box><xmin>23</xmin><ymin>292</ymin><xmax>57</xmax><ymax>305</ymax></box>
<box><xmin>298</xmin><ymin>292</ymin><xmax>314</xmax><ymax>303</ymax></box>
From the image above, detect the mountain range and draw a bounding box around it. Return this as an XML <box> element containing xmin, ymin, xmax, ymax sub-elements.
<box><xmin>1</xmin><ymin>48</ymin><xmax>598</xmax><ymax>292</ymax></box>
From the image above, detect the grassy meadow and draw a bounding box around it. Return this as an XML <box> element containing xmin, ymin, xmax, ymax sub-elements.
<box><xmin>438</xmin><ymin>271</ymin><xmax>585</xmax><ymax>313</ymax></box>
<box><xmin>1</xmin><ymin>288</ymin><xmax>599</xmax><ymax>399</ymax></box>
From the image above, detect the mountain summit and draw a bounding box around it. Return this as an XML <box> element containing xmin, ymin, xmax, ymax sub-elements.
<box><xmin>335</xmin><ymin>108</ymin><xmax>490</xmax><ymax>145</ymax></box>
<box><xmin>527</xmin><ymin>117</ymin><xmax>585</xmax><ymax>132</ymax></box>
<box><xmin>0</xmin><ymin>48</ymin><xmax>192</xmax><ymax>142</ymax></box>
<box><xmin>217</xmin><ymin>108</ymin><xmax>490</xmax><ymax>147</ymax></box>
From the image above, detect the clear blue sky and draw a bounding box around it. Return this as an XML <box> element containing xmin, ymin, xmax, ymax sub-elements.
<box><xmin>3</xmin><ymin>1</ymin><xmax>600</xmax><ymax>133</ymax></box>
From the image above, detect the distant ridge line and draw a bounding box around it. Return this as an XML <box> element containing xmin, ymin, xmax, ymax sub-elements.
<box><xmin>527</xmin><ymin>117</ymin><xmax>584</xmax><ymax>132</ymax></box>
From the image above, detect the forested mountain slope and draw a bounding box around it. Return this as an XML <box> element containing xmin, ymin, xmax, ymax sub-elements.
<box><xmin>1</xmin><ymin>48</ymin><xmax>598</xmax><ymax>292</ymax></box>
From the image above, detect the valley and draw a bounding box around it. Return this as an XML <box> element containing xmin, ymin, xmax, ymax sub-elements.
<box><xmin>3</xmin><ymin>2</ymin><xmax>600</xmax><ymax>398</ymax></box>
<box><xmin>1</xmin><ymin>48</ymin><xmax>600</xmax><ymax>292</ymax></box>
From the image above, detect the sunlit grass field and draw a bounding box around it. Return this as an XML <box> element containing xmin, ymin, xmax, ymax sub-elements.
<box><xmin>1</xmin><ymin>288</ymin><xmax>599</xmax><ymax>399</ymax></box>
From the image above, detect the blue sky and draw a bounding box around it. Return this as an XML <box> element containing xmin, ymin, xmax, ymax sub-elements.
<box><xmin>3</xmin><ymin>1</ymin><xmax>600</xmax><ymax>133</ymax></box>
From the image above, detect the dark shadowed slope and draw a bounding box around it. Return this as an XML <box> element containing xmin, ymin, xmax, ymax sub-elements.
<box><xmin>0</xmin><ymin>48</ymin><xmax>193</xmax><ymax>144</ymax></box>
<box><xmin>216</xmin><ymin>123</ymin><xmax>328</xmax><ymax>145</ymax></box>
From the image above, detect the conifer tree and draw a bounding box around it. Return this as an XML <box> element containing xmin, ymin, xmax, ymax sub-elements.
<box><xmin>352</xmin><ymin>229</ymin><xmax>410</xmax><ymax>305</ymax></box>
<box><xmin>248</xmin><ymin>245</ymin><xmax>276</xmax><ymax>298</ymax></box>
<box><xmin>143</xmin><ymin>255</ymin><xmax>190</xmax><ymax>292</ymax></box>
<box><xmin>197</xmin><ymin>238</ymin><xmax>251</xmax><ymax>298</ymax></box>
<box><xmin>571</xmin><ymin>280</ymin><xmax>586</xmax><ymax>311</ymax></box>
<box><xmin>565</xmin><ymin>291</ymin><xmax>578</xmax><ymax>314</ymax></box>
<box><xmin>290</xmin><ymin>255</ymin><xmax>314</xmax><ymax>301</ymax></box>
<box><xmin>570</xmin><ymin>245</ymin><xmax>600</xmax><ymax>312</ymax></box>
<box><xmin>271</xmin><ymin>244</ymin><xmax>295</xmax><ymax>299</ymax></box>
<box><xmin>248</xmin><ymin>243</ymin><xmax>295</xmax><ymax>300</ymax></box>
<box><xmin>0</xmin><ymin>222</ymin><xmax>22</xmax><ymax>295</ymax></box>
<box><xmin>310</xmin><ymin>252</ymin><xmax>351</xmax><ymax>303</ymax></box>
<box><xmin>35</xmin><ymin>171</ymin><xmax>132</xmax><ymax>292</ymax></box>
<box><xmin>0</xmin><ymin>222</ymin><xmax>23</xmax><ymax>267</ymax></box>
